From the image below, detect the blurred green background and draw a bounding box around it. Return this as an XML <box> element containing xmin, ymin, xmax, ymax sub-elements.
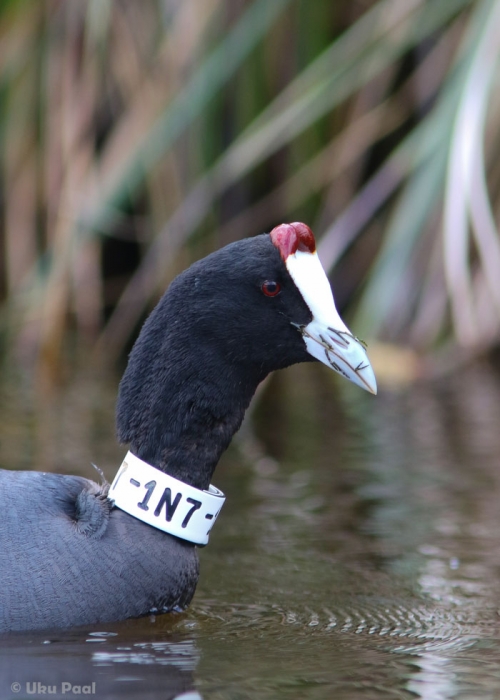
<box><xmin>1</xmin><ymin>0</ymin><xmax>499</xmax><ymax>386</ymax></box>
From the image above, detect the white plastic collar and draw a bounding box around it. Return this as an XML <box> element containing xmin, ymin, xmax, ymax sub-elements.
<box><xmin>109</xmin><ymin>451</ymin><xmax>225</xmax><ymax>545</ymax></box>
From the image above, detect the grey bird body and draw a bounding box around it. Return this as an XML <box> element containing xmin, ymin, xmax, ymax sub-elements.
<box><xmin>0</xmin><ymin>470</ymin><xmax>198</xmax><ymax>632</ymax></box>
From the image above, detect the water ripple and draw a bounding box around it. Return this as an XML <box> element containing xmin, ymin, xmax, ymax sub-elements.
<box><xmin>189</xmin><ymin>597</ymin><xmax>496</xmax><ymax>654</ymax></box>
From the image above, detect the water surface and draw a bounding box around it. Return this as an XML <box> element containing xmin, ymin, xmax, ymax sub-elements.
<box><xmin>2</xmin><ymin>361</ymin><xmax>500</xmax><ymax>699</ymax></box>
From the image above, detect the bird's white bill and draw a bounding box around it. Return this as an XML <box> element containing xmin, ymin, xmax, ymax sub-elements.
<box><xmin>301</xmin><ymin>319</ymin><xmax>377</xmax><ymax>394</ymax></box>
<box><xmin>286</xmin><ymin>249</ymin><xmax>377</xmax><ymax>394</ymax></box>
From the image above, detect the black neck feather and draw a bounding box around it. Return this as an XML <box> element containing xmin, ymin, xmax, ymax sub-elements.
<box><xmin>116</xmin><ymin>236</ymin><xmax>312</xmax><ymax>491</ymax></box>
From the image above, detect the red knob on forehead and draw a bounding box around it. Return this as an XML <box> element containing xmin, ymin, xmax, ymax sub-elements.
<box><xmin>270</xmin><ymin>222</ymin><xmax>316</xmax><ymax>260</ymax></box>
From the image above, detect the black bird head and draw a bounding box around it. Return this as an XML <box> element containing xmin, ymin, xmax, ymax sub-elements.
<box><xmin>117</xmin><ymin>223</ymin><xmax>376</xmax><ymax>488</ymax></box>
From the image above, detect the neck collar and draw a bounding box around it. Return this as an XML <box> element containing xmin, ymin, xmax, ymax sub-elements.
<box><xmin>109</xmin><ymin>451</ymin><xmax>225</xmax><ymax>545</ymax></box>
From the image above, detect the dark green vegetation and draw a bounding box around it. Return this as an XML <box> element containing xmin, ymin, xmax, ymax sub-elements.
<box><xmin>1</xmin><ymin>0</ymin><xmax>499</xmax><ymax>380</ymax></box>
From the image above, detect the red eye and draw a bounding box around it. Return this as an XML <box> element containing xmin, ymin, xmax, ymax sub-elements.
<box><xmin>262</xmin><ymin>281</ymin><xmax>281</xmax><ymax>297</ymax></box>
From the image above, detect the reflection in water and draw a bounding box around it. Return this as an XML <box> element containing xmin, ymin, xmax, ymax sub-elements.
<box><xmin>0</xmin><ymin>625</ymin><xmax>200</xmax><ymax>700</ymax></box>
<box><xmin>2</xmin><ymin>361</ymin><xmax>500</xmax><ymax>697</ymax></box>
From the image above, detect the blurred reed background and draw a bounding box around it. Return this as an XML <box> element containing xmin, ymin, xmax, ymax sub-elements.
<box><xmin>1</xmin><ymin>0</ymin><xmax>500</xmax><ymax>386</ymax></box>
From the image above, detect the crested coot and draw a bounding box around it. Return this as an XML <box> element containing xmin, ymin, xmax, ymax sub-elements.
<box><xmin>0</xmin><ymin>223</ymin><xmax>376</xmax><ymax>632</ymax></box>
